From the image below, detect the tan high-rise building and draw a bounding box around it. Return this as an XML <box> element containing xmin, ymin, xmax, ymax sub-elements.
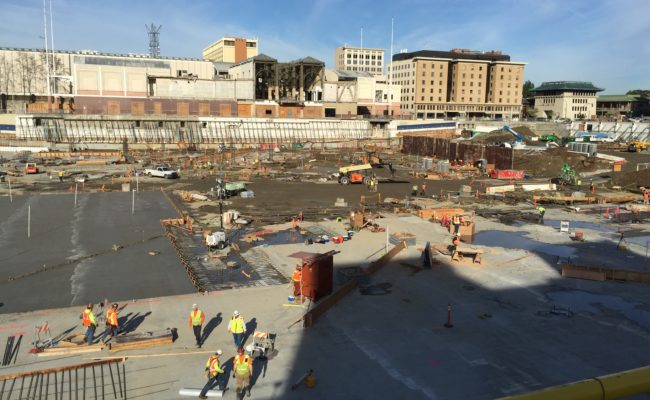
<box><xmin>203</xmin><ymin>37</ymin><xmax>258</xmax><ymax>63</ymax></box>
<box><xmin>334</xmin><ymin>46</ymin><xmax>384</xmax><ymax>76</ymax></box>
<box><xmin>388</xmin><ymin>49</ymin><xmax>526</xmax><ymax>119</ymax></box>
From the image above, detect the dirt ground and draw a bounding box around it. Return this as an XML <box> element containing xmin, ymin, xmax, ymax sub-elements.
<box><xmin>513</xmin><ymin>147</ymin><xmax>611</xmax><ymax>177</ymax></box>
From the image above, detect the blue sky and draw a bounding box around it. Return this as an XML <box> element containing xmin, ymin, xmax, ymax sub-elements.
<box><xmin>1</xmin><ymin>0</ymin><xmax>648</xmax><ymax>94</ymax></box>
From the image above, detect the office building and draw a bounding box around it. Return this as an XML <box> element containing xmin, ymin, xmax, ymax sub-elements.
<box><xmin>202</xmin><ymin>37</ymin><xmax>258</xmax><ymax>63</ymax></box>
<box><xmin>335</xmin><ymin>46</ymin><xmax>384</xmax><ymax>76</ymax></box>
<box><xmin>388</xmin><ymin>48</ymin><xmax>526</xmax><ymax>119</ymax></box>
<box><xmin>532</xmin><ymin>81</ymin><xmax>603</xmax><ymax>120</ymax></box>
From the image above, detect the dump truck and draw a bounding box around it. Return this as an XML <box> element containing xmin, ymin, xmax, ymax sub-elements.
<box><xmin>337</xmin><ymin>163</ymin><xmax>373</xmax><ymax>185</ymax></box>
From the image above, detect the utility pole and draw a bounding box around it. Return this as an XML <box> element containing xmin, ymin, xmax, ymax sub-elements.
<box><xmin>42</xmin><ymin>0</ymin><xmax>51</xmax><ymax>112</ymax></box>
<box><xmin>360</xmin><ymin>26</ymin><xmax>363</xmax><ymax>50</ymax></box>
<box><xmin>388</xmin><ymin>17</ymin><xmax>394</xmax><ymax>117</ymax></box>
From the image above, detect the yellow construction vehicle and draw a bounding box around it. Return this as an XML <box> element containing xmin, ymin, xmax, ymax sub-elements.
<box><xmin>337</xmin><ymin>163</ymin><xmax>373</xmax><ymax>185</ymax></box>
<box><xmin>627</xmin><ymin>141</ymin><xmax>650</xmax><ymax>152</ymax></box>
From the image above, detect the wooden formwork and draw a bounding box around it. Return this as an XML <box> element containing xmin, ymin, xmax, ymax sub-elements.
<box><xmin>561</xmin><ymin>263</ymin><xmax>650</xmax><ymax>284</ymax></box>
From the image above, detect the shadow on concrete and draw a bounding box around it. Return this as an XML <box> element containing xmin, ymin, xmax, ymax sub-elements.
<box><xmin>51</xmin><ymin>326</ymin><xmax>77</xmax><ymax>344</ymax></box>
<box><xmin>121</xmin><ymin>311</ymin><xmax>152</xmax><ymax>335</ymax></box>
<box><xmin>271</xmin><ymin>233</ymin><xmax>650</xmax><ymax>399</ymax></box>
<box><xmin>242</xmin><ymin>317</ymin><xmax>257</xmax><ymax>347</ymax></box>
<box><xmin>201</xmin><ymin>313</ymin><xmax>223</xmax><ymax>344</ymax></box>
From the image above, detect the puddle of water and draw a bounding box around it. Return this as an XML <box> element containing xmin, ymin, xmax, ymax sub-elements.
<box><xmin>257</xmin><ymin>229</ymin><xmax>313</xmax><ymax>246</ymax></box>
<box><xmin>547</xmin><ymin>290</ymin><xmax>650</xmax><ymax>330</ymax></box>
<box><xmin>473</xmin><ymin>230</ymin><xmax>577</xmax><ymax>259</ymax></box>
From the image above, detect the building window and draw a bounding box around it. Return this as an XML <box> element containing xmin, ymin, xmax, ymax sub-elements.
<box><xmin>246</xmin><ymin>42</ymin><xmax>256</xmax><ymax>47</ymax></box>
<box><xmin>224</xmin><ymin>40</ymin><xmax>235</xmax><ymax>46</ymax></box>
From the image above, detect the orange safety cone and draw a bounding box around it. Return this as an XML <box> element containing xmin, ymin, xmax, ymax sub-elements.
<box><xmin>533</xmin><ymin>197</ymin><xmax>537</xmax><ymax>207</ymax></box>
<box><xmin>605</xmin><ymin>207</ymin><xmax>610</xmax><ymax>219</ymax></box>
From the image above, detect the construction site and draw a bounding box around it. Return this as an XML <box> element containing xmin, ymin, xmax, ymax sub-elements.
<box><xmin>1</xmin><ymin>118</ymin><xmax>650</xmax><ymax>400</ymax></box>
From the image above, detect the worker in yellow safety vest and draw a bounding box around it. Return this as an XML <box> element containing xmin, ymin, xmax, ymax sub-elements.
<box><xmin>189</xmin><ymin>304</ymin><xmax>205</xmax><ymax>348</ymax></box>
<box><xmin>198</xmin><ymin>350</ymin><xmax>224</xmax><ymax>399</ymax></box>
<box><xmin>537</xmin><ymin>206</ymin><xmax>546</xmax><ymax>222</ymax></box>
<box><xmin>233</xmin><ymin>347</ymin><xmax>253</xmax><ymax>397</ymax></box>
<box><xmin>105</xmin><ymin>303</ymin><xmax>119</xmax><ymax>339</ymax></box>
<box><xmin>452</xmin><ymin>215</ymin><xmax>462</xmax><ymax>235</ymax></box>
<box><xmin>228</xmin><ymin>310</ymin><xmax>246</xmax><ymax>348</ymax></box>
<box><xmin>82</xmin><ymin>304</ymin><xmax>97</xmax><ymax>344</ymax></box>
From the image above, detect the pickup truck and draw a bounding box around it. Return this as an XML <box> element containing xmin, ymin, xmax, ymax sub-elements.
<box><xmin>144</xmin><ymin>165</ymin><xmax>179</xmax><ymax>179</ymax></box>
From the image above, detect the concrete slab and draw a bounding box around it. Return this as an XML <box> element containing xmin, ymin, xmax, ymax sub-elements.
<box><xmin>0</xmin><ymin>192</ymin><xmax>195</xmax><ymax>314</ymax></box>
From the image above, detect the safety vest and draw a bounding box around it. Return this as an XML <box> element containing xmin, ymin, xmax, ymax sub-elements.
<box><xmin>231</xmin><ymin>316</ymin><xmax>245</xmax><ymax>334</ymax></box>
<box><xmin>452</xmin><ymin>216</ymin><xmax>460</xmax><ymax>225</ymax></box>
<box><xmin>293</xmin><ymin>270</ymin><xmax>302</xmax><ymax>282</ymax></box>
<box><xmin>82</xmin><ymin>309</ymin><xmax>96</xmax><ymax>326</ymax></box>
<box><xmin>58</xmin><ymin>171</ymin><xmax>63</xmax><ymax>177</ymax></box>
<box><xmin>106</xmin><ymin>309</ymin><xmax>118</xmax><ymax>326</ymax></box>
<box><xmin>190</xmin><ymin>310</ymin><xmax>204</xmax><ymax>326</ymax></box>
<box><xmin>206</xmin><ymin>356</ymin><xmax>223</xmax><ymax>377</ymax></box>
<box><xmin>538</xmin><ymin>207</ymin><xmax>546</xmax><ymax>213</ymax></box>
<box><xmin>234</xmin><ymin>355</ymin><xmax>251</xmax><ymax>376</ymax></box>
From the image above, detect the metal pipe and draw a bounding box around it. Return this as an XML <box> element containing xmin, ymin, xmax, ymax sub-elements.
<box><xmin>497</xmin><ymin>365</ymin><xmax>650</xmax><ymax>400</ymax></box>
<box><xmin>108</xmin><ymin>362</ymin><xmax>117</xmax><ymax>399</ymax></box>
<box><xmin>91</xmin><ymin>366</ymin><xmax>97</xmax><ymax>400</ymax></box>
<box><xmin>121</xmin><ymin>362</ymin><xmax>126</xmax><ymax>400</ymax></box>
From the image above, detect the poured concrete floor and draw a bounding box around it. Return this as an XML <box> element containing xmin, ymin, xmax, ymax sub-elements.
<box><xmin>0</xmin><ymin>192</ymin><xmax>194</xmax><ymax>314</ymax></box>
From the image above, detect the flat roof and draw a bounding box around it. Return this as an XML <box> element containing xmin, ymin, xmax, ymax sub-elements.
<box><xmin>0</xmin><ymin>46</ymin><xmax>204</xmax><ymax>62</ymax></box>
<box><xmin>393</xmin><ymin>50</ymin><xmax>511</xmax><ymax>62</ymax></box>
<box><xmin>532</xmin><ymin>81</ymin><xmax>604</xmax><ymax>92</ymax></box>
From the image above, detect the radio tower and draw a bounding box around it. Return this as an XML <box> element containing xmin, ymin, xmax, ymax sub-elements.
<box><xmin>146</xmin><ymin>24</ymin><xmax>162</xmax><ymax>57</ymax></box>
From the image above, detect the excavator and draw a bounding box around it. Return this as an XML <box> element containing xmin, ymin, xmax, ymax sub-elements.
<box><xmin>502</xmin><ymin>125</ymin><xmax>526</xmax><ymax>149</ymax></box>
<box><xmin>337</xmin><ymin>163</ymin><xmax>373</xmax><ymax>185</ymax></box>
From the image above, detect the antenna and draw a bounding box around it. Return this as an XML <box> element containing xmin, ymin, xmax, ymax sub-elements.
<box><xmin>146</xmin><ymin>24</ymin><xmax>162</xmax><ymax>57</ymax></box>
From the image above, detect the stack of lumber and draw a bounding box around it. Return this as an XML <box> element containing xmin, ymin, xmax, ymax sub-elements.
<box><xmin>38</xmin><ymin>334</ymin><xmax>104</xmax><ymax>357</ymax></box>
<box><xmin>109</xmin><ymin>328</ymin><xmax>175</xmax><ymax>352</ymax></box>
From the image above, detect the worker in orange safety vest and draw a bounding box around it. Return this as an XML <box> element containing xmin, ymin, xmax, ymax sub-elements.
<box><xmin>644</xmin><ymin>189</ymin><xmax>649</xmax><ymax>205</ymax></box>
<box><xmin>233</xmin><ymin>347</ymin><xmax>253</xmax><ymax>397</ymax></box>
<box><xmin>82</xmin><ymin>304</ymin><xmax>97</xmax><ymax>345</ymax></box>
<box><xmin>198</xmin><ymin>349</ymin><xmax>224</xmax><ymax>399</ymax></box>
<box><xmin>105</xmin><ymin>303</ymin><xmax>119</xmax><ymax>339</ymax></box>
<box><xmin>292</xmin><ymin>265</ymin><xmax>302</xmax><ymax>297</ymax></box>
<box><xmin>189</xmin><ymin>304</ymin><xmax>206</xmax><ymax>348</ymax></box>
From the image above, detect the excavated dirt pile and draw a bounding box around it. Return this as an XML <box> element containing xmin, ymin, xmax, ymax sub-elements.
<box><xmin>612</xmin><ymin>168</ymin><xmax>650</xmax><ymax>188</ymax></box>
<box><xmin>514</xmin><ymin>148</ymin><xmax>611</xmax><ymax>177</ymax></box>
<box><xmin>473</xmin><ymin>125</ymin><xmax>538</xmax><ymax>144</ymax></box>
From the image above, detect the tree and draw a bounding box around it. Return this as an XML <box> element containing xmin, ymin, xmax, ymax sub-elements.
<box><xmin>526</xmin><ymin>107</ymin><xmax>538</xmax><ymax>118</ymax></box>
<box><xmin>523</xmin><ymin>80</ymin><xmax>535</xmax><ymax>98</ymax></box>
<box><xmin>544</xmin><ymin>110</ymin><xmax>555</xmax><ymax>119</ymax></box>
<box><xmin>626</xmin><ymin>89</ymin><xmax>650</xmax><ymax>96</ymax></box>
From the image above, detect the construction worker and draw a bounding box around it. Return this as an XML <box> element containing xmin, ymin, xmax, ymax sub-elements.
<box><xmin>198</xmin><ymin>349</ymin><xmax>224</xmax><ymax>399</ymax></box>
<box><xmin>233</xmin><ymin>347</ymin><xmax>253</xmax><ymax>397</ymax></box>
<box><xmin>452</xmin><ymin>214</ymin><xmax>462</xmax><ymax>235</ymax></box>
<box><xmin>105</xmin><ymin>303</ymin><xmax>119</xmax><ymax>339</ymax></box>
<box><xmin>590</xmin><ymin>180</ymin><xmax>595</xmax><ymax>195</ymax></box>
<box><xmin>293</xmin><ymin>265</ymin><xmax>302</xmax><ymax>297</ymax></box>
<box><xmin>292</xmin><ymin>217</ymin><xmax>298</xmax><ymax>230</ymax></box>
<box><xmin>228</xmin><ymin>310</ymin><xmax>246</xmax><ymax>348</ymax></box>
<box><xmin>82</xmin><ymin>304</ymin><xmax>97</xmax><ymax>345</ymax></box>
<box><xmin>420</xmin><ymin>182</ymin><xmax>427</xmax><ymax>196</ymax></box>
<box><xmin>58</xmin><ymin>169</ymin><xmax>64</xmax><ymax>182</ymax></box>
<box><xmin>537</xmin><ymin>206</ymin><xmax>546</xmax><ymax>222</ymax></box>
<box><xmin>643</xmin><ymin>189</ymin><xmax>649</xmax><ymax>205</ymax></box>
<box><xmin>189</xmin><ymin>304</ymin><xmax>205</xmax><ymax>348</ymax></box>
<box><xmin>411</xmin><ymin>184</ymin><xmax>418</xmax><ymax>196</ymax></box>
<box><xmin>452</xmin><ymin>234</ymin><xmax>460</xmax><ymax>256</ymax></box>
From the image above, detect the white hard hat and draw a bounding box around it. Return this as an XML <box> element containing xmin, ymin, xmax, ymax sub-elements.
<box><xmin>215</xmin><ymin>349</ymin><xmax>222</xmax><ymax>355</ymax></box>
<box><xmin>192</xmin><ymin>304</ymin><xmax>198</xmax><ymax>309</ymax></box>
<box><xmin>233</xmin><ymin>310</ymin><xmax>239</xmax><ymax>316</ymax></box>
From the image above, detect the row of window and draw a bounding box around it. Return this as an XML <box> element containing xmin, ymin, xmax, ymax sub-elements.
<box><xmin>346</xmin><ymin>60</ymin><xmax>381</xmax><ymax>66</ymax></box>
<box><xmin>346</xmin><ymin>54</ymin><xmax>383</xmax><ymax>60</ymax></box>
<box><xmin>572</xmin><ymin>98</ymin><xmax>589</xmax><ymax>103</ymax></box>
<box><xmin>572</xmin><ymin>106</ymin><xmax>588</xmax><ymax>111</ymax></box>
